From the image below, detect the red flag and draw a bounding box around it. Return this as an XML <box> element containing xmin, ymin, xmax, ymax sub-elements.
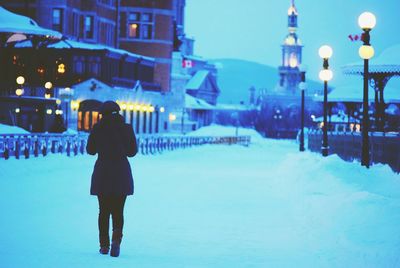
<box><xmin>348</xmin><ymin>33</ymin><xmax>364</xmax><ymax>42</ymax></box>
<box><xmin>182</xmin><ymin>59</ymin><xmax>194</xmax><ymax>68</ymax></box>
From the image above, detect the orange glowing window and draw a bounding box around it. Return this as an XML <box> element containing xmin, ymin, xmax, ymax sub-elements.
<box><xmin>84</xmin><ymin>111</ymin><xmax>90</xmax><ymax>130</ymax></box>
<box><xmin>91</xmin><ymin>111</ymin><xmax>99</xmax><ymax>128</ymax></box>
<box><xmin>128</xmin><ymin>23</ymin><xmax>139</xmax><ymax>38</ymax></box>
<box><xmin>78</xmin><ymin>111</ymin><xmax>83</xmax><ymax>130</ymax></box>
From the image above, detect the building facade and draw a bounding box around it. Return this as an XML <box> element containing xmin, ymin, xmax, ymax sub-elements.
<box><xmin>1</xmin><ymin>0</ymin><xmax>221</xmax><ymax>134</ymax></box>
<box><xmin>1</xmin><ymin>0</ymin><xmax>183</xmax><ymax>92</ymax></box>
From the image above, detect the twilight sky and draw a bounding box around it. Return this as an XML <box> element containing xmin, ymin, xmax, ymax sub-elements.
<box><xmin>185</xmin><ymin>0</ymin><xmax>400</xmax><ymax>85</ymax></box>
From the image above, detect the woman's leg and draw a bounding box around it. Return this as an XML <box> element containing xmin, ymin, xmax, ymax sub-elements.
<box><xmin>110</xmin><ymin>196</ymin><xmax>127</xmax><ymax>232</ymax></box>
<box><xmin>97</xmin><ymin>196</ymin><xmax>112</xmax><ymax>249</ymax></box>
<box><xmin>109</xmin><ymin>195</ymin><xmax>127</xmax><ymax>257</ymax></box>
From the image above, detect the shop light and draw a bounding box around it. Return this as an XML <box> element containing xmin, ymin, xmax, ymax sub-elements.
<box><xmin>15</xmin><ymin>88</ymin><xmax>24</xmax><ymax>96</ymax></box>
<box><xmin>169</xmin><ymin>113</ymin><xmax>177</xmax><ymax>121</ymax></box>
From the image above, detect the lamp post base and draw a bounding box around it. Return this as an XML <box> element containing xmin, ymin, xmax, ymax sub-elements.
<box><xmin>299</xmin><ymin>143</ymin><xmax>305</xmax><ymax>152</ymax></box>
<box><xmin>321</xmin><ymin>146</ymin><xmax>329</xmax><ymax>157</ymax></box>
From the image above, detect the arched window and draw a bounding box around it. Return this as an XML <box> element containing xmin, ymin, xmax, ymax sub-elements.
<box><xmin>77</xmin><ymin>100</ymin><xmax>102</xmax><ymax>131</ymax></box>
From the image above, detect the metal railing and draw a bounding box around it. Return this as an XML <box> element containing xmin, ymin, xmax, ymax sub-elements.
<box><xmin>307</xmin><ymin>129</ymin><xmax>400</xmax><ymax>173</ymax></box>
<box><xmin>0</xmin><ymin>134</ymin><xmax>251</xmax><ymax>160</ymax></box>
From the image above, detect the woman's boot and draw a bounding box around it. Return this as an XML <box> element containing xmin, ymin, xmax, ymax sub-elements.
<box><xmin>110</xmin><ymin>229</ymin><xmax>122</xmax><ymax>257</ymax></box>
<box><xmin>99</xmin><ymin>234</ymin><xmax>110</xmax><ymax>254</ymax></box>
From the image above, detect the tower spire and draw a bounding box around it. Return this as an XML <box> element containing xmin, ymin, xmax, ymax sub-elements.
<box><xmin>288</xmin><ymin>0</ymin><xmax>298</xmax><ymax>29</ymax></box>
<box><xmin>277</xmin><ymin>0</ymin><xmax>303</xmax><ymax>94</ymax></box>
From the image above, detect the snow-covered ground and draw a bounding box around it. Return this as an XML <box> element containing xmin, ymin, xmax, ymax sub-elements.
<box><xmin>0</xmin><ymin>123</ymin><xmax>29</xmax><ymax>134</ymax></box>
<box><xmin>1</xmin><ymin>126</ymin><xmax>400</xmax><ymax>267</ymax></box>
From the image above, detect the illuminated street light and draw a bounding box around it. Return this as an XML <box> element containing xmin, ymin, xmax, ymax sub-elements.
<box><xmin>319</xmin><ymin>45</ymin><xmax>333</xmax><ymax>157</ymax></box>
<box><xmin>169</xmin><ymin>113</ymin><xmax>177</xmax><ymax>122</ymax></box>
<box><xmin>45</xmin><ymin>82</ymin><xmax>53</xmax><ymax>89</ymax></box>
<box><xmin>358</xmin><ymin>12</ymin><xmax>376</xmax><ymax>30</ymax></box>
<box><xmin>16</xmin><ymin>76</ymin><xmax>25</xmax><ymax>85</ymax></box>
<box><xmin>358</xmin><ymin>11</ymin><xmax>376</xmax><ymax>168</ymax></box>
<box><xmin>44</xmin><ymin>81</ymin><xmax>53</xmax><ymax>98</ymax></box>
<box><xmin>15</xmin><ymin>88</ymin><xmax>24</xmax><ymax>97</ymax></box>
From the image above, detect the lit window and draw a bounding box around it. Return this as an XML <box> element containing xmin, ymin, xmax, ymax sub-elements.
<box><xmin>92</xmin><ymin>111</ymin><xmax>99</xmax><ymax>127</ymax></box>
<box><xmin>128</xmin><ymin>23</ymin><xmax>139</xmax><ymax>38</ymax></box>
<box><xmin>126</xmin><ymin>12</ymin><xmax>153</xmax><ymax>40</ymax></box>
<box><xmin>289</xmin><ymin>54</ymin><xmax>298</xmax><ymax>68</ymax></box>
<box><xmin>84</xmin><ymin>111</ymin><xmax>90</xmax><ymax>130</ymax></box>
<box><xmin>78</xmin><ymin>111</ymin><xmax>83</xmax><ymax>130</ymax></box>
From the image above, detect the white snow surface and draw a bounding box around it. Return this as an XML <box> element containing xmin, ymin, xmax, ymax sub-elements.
<box><xmin>0</xmin><ymin>7</ymin><xmax>62</xmax><ymax>39</ymax></box>
<box><xmin>1</xmin><ymin>125</ymin><xmax>400</xmax><ymax>267</ymax></box>
<box><xmin>0</xmin><ymin>123</ymin><xmax>30</xmax><ymax>134</ymax></box>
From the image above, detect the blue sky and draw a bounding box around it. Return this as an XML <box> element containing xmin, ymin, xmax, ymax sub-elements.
<box><xmin>185</xmin><ymin>0</ymin><xmax>400</xmax><ymax>85</ymax></box>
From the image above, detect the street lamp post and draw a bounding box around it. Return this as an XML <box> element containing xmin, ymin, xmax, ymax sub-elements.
<box><xmin>318</xmin><ymin>45</ymin><xmax>333</xmax><ymax>157</ymax></box>
<box><xmin>149</xmin><ymin>106</ymin><xmax>155</xmax><ymax>134</ymax></box>
<box><xmin>299</xmin><ymin>65</ymin><xmax>307</xmax><ymax>152</ymax></box>
<box><xmin>155</xmin><ymin>106</ymin><xmax>164</xmax><ymax>134</ymax></box>
<box><xmin>358</xmin><ymin>11</ymin><xmax>376</xmax><ymax>168</ymax></box>
<box><xmin>45</xmin><ymin>81</ymin><xmax>53</xmax><ymax>99</ymax></box>
<box><xmin>59</xmin><ymin>87</ymin><xmax>74</xmax><ymax>129</ymax></box>
<box><xmin>16</xmin><ymin>76</ymin><xmax>25</xmax><ymax>97</ymax></box>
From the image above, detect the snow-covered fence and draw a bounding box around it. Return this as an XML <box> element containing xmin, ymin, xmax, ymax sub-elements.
<box><xmin>307</xmin><ymin>130</ymin><xmax>400</xmax><ymax>173</ymax></box>
<box><xmin>0</xmin><ymin>134</ymin><xmax>87</xmax><ymax>160</ymax></box>
<box><xmin>0</xmin><ymin>134</ymin><xmax>251</xmax><ymax>160</ymax></box>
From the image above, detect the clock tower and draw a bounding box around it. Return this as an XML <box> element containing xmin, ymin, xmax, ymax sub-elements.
<box><xmin>277</xmin><ymin>0</ymin><xmax>304</xmax><ymax>95</ymax></box>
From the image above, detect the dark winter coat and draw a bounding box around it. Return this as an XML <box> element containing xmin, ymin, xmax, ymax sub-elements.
<box><xmin>86</xmin><ymin>114</ymin><xmax>138</xmax><ymax>196</ymax></box>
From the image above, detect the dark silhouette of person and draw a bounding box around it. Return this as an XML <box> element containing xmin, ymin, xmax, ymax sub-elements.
<box><xmin>86</xmin><ymin>101</ymin><xmax>138</xmax><ymax>257</ymax></box>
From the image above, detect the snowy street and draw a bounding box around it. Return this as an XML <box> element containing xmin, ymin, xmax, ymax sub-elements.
<box><xmin>1</xmin><ymin>128</ymin><xmax>400</xmax><ymax>267</ymax></box>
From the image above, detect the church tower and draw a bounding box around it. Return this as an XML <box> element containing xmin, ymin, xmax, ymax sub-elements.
<box><xmin>277</xmin><ymin>0</ymin><xmax>304</xmax><ymax>95</ymax></box>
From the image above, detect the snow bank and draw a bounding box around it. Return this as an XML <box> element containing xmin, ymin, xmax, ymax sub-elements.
<box><xmin>0</xmin><ymin>123</ymin><xmax>29</xmax><ymax>134</ymax></box>
<box><xmin>63</xmin><ymin>128</ymin><xmax>78</xmax><ymax>135</ymax></box>
<box><xmin>187</xmin><ymin>124</ymin><xmax>265</xmax><ymax>144</ymax></box>
<box><xmin>0</xmin><ymin>130</ymin><xmax>399</xmax><ymax>267</ymax></box>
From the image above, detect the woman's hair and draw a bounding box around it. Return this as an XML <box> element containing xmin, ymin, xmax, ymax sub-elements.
<box><xmin>100</xmin><ymin>101</ymin><xmax>120</xmax><ymax>115</ymax></box>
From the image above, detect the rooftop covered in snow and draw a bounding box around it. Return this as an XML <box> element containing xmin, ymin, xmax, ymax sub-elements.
<box><xmin>342</xmin><ymin>44</ymin><xmax>400</xmax><ymax>75</ymax></box>
<box><xmin>314</xmin><ymin>77</ymin><xmax>400</xmax><ymax>103</ymax></box>
<box><xmin>185</xmin><ymin>93</ymin><xmax>215</xmax><ymax>110</ymax></box>
<box><xmin>0</xmin><ymin>6</ymin><xmax>62</xmax><ymax>44</ymax></box>
<box><xmin>185</xmin><ymin>70</ymin><xmax>209</xmax><ymax>90</ymax></box>
<box><xmin>14</xmin><ymin>39</ymin><xmax>155</xmax><ymax>63</ymax></box>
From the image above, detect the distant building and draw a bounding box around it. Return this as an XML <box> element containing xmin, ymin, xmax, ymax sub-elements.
<box><xmin>256</xmin><ymin>0</ymin><xmax>321</xmax><ymax>138</ymax></box>
<box><xmin>170</xmin><ymin>49</ymin><xmax>220</xmax><ymax>132</ymax></box>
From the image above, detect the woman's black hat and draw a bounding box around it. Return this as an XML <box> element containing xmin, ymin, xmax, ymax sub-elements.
<box><xmin>100</xmin><ymin>101</ymin><xmax>120</xmax><ymax>115</ymax></box>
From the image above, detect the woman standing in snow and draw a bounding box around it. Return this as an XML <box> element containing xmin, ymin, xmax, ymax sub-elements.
<box><xmin>86</xmin><ymin>101</ymin><xmax>138</xmax><ymax>257</ymax></box>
